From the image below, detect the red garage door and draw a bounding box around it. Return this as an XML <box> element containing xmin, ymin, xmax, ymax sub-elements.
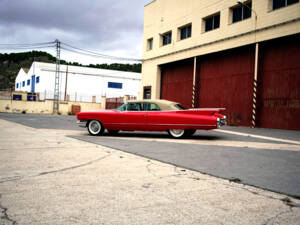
<box><xmin>197</xmin><ymin>46</ymin><xmax>254</xmax><ymax>126</ymax></box>
<box><xmin>161</xmin><ymin>58</ymin><xmax>194</xmax><ymax>108</ymax></box>
<box><xmin>258</xmin><ymin>34</ymin><xmax>300</xmax><ymax>130</ymax></box>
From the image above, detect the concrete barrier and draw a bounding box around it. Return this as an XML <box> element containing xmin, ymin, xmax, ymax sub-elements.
<box><xmin>0</xmin><ymin>99</ymin><xmax>102</xmax><ymax>115</ymax></box>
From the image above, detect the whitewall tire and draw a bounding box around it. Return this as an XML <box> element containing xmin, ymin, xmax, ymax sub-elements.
<box><xmin>87</xmin><ymin>120</ymin><xmax>104</xmax><ymax>136</ymax></box>
<box><xmin>168</xmin><ymin>129</ymin><xmax>185</xmax><ymax>138</ymax></box>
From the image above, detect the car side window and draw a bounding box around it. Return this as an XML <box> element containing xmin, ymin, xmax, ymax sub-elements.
<box><xmin>127</xmin><ymin>103</ymin><xmax>142</xmax><ymax>111</ymax></box>
<box><xmin>142</xmin><ymin>103</ymin><xmax>160</xmax><ymax>111</ymax></box>
<box><xmin>150</xmin><ymin>103</ymin><xmax>160</xmax><ymax>111</ymax></box>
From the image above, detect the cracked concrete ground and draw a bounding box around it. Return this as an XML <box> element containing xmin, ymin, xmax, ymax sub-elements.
<box><xmin>0</xmin><ymin>119</ymin><xmax>300</xmax><ymax>225</ymax></box>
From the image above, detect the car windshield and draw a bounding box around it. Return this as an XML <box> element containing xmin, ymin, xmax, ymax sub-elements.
<box><xmin>117</xmin><ymin>104</ymin><xmax>127</xmax><ymax>111</ymax></box>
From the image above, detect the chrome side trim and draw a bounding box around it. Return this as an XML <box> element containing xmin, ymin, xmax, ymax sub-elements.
<box><xmin>77</xmin><ymin>120</ymin><xmax>87</xmax><ymax>128</ymax></box>
<box><xmin>105</xmin><ymin>123</ymin><xmax>216</xmax><ymax>127</ymax></box>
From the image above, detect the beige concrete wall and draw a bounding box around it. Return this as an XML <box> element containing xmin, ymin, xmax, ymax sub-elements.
<box><xmin>141</xmin><ymin>0</ymin><xmax>300</xmax><ymax>99</ymax></box>
<box><xmin>0</xmin><ymin>100</ymin><xmax>102</xmax><ymax>115</ymax></box>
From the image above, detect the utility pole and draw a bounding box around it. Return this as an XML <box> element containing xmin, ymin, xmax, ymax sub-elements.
<box><xmin>53</xmin><ymin>39</ymin><xmax>61</xmax><ymax>114</ymax></box>
<box><xmin>64</xmin><ymin>65</ymin><xmax>68</xmax><ymax>101</ymax></box>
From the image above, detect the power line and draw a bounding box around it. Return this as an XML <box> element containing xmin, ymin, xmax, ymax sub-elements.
<box><xmin>61</xmin><ymin>42</ymin><xmax>142</xmax><ymax>62</ymax></box>
<box><xmin>0</xmin><ymin>40</ymin><xmax>142</xmax><ymax>62</ymax></box>
<box><xmin>0</xmin><ymin>45</ymin><xmax>56</xmax><ymax>50</ymax></box>
<box><xmin>0</xmin><ymin>41</ymin><xmax>55</xmax><ymax>47</ymax></box>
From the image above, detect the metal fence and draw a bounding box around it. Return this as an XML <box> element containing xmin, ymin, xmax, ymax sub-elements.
<box><xmin>105</xmin><ymin>96</ymin><xmax>136</xmax><ymax>109</ymax></box>
<box><xmin>0</xmin><ymin>89</ymin><xmax>137</xmax><ymax>104</ymax></box>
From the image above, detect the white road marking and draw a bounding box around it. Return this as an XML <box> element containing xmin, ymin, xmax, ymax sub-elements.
<box><xmin>215</xmin><ymin>129</ymin><xmax>300</xmax><ymax>145</ymax></box>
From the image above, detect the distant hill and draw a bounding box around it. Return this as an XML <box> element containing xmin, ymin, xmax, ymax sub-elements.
<box><xmin>0</xmin><ymin>51</ymin><xmax>142</xmax><ymax>90</ymax></box>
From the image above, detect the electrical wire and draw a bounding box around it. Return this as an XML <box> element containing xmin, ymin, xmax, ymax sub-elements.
<box><xmin>61</xmin><ymin>42</ymin><xmax>142</xmax><ymax>62</ymax></box>
<box><xmin>0</xmin><ymin>40</ymin><xmax>142</xmax><ymax>62</ymax></box>
<box><xmin>0</xmin><ymin>45</ymin><xmax>56</xmax><ymax>50</ymax></box>
<box><xmin>0</xmin><ymin>41</ymin><xmax>55</xmax><ymax>47</ymax></box>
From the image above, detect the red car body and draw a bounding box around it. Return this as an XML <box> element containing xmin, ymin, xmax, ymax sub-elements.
<box><xmin>77</xmin><ymin>99</ymin><xmax>226</xmax><ymax>138</ymax></box>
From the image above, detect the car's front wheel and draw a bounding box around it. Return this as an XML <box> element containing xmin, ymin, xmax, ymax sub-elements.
<box><xmin>168</xmin><ymin>129</ymin><xmax>185</xmax><ymax>138</ymax></box>
<box><xmin>87</xmin><ymin>120</ymin><xmax>104</xmax><ymax>136</ymax></box>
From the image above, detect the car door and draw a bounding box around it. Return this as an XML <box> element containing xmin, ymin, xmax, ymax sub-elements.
<box><xmin>142</xmin><ymin>103</ymin><xmax>165</xmax><ymax>130</ymax></box>
<box><xmin>119</xmin><ymin>102</ymin><xmax>147</xmax><ymax>130</ymax></box>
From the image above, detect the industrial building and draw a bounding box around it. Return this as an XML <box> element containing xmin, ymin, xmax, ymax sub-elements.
<box><xmin>15</xmin><ymin>62</ymin><xmax>141</xmax><ymax>102</ymax></box>
<box><xmin>141</xmin><ymin>0</ymin><xmax>300</xmax><ymax>130</ymax></box>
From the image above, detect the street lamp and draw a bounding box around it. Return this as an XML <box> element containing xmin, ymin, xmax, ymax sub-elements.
<box><xmin>237</xmin><ymin>0</ymin><xmax>257</xmax><ymax>20</ymax></box>
<box><xmin>237</xmin><ymin>0</ymin><xmax>259</xmax><ymax>128</ymax></box>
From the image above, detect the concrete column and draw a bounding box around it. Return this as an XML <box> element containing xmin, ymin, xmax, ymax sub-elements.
<box><xmin>101</xmin><ymin>96</ymin><xmax>106</xmax><ymax>109</ymax></box>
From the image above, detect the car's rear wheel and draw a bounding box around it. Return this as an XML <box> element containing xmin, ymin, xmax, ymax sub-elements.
<box><xmin>87</xmin><ymin>120</ymin><xmax>104</xmax><ymax>136</ymax></box>
<box><xmin>168</xmin><ymin>129</ymin><xmax>185</xmax><ymax>138</ymax></box>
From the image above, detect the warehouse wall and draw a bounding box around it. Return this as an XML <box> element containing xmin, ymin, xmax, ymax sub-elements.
<box><xmin>141</xmin><ymin>0</ymin><xmax>300</xmax><ymax>100</ymax></box>
<box><xmin>257</xmin><ymin>34</ymin><xmax>300</xmax><ymax>130</ymax></box>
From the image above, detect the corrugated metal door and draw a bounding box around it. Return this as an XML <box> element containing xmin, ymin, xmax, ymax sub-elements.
<box><xmin>257</xmin><ymin>34</ymin><xmax>300</xmax><ymax>130</ymax></box>
<box><xmin>197</xmin><ymin>46</ymin><xmax>254</xmax><ymax>126</ymax></box>
<box><xmin>160</xmin><ymin>58</ymin><xmax>194</xmax><ymax>108</ymax></box>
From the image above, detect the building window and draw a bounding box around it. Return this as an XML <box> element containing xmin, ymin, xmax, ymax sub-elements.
<box><xmin>108</xmin><ymin>82</ymin><xmax>123</xmax><ymax>89</ymax></box>
<box><xmin>204</xmin><ymin>13</ymin><xmax>220</xmax><ymax>32</ymax></box>
<box><xmin>147</xmin><ymin>38</ymin><xmax>153</xmax><ymax>51</ymax></box>
<box><xmin>16</xmin><ymin>83</ymin><xmax>19</xmax><ymax>89</ymax></box>
<box><xmin>162</xmin><ymin>32</ymin><xmax>172</xmax><ymax>46</ymax></box>
<box><xmin>143</xmin><ymin>86</ymin><xmax>151</xmax><ymax>99</ymax></box>
<box><xmin>27</xmin><ymin>79</ymin><xmax>30</xmax><ymax>86</ymax></box>
<box><xmin>272</xmin><ymin>0</ymin><xmax>299</xmax><ymax>10</ymax></box>
<box><xmin>22</xmin><ymin>81</ymin><xmax>25</xmax><ymax>87</ymax></box>
<box><xmin>179</xmin><ymin>24</ymin><xmax>192</xmax><ymax>40</ymax></box>
<box><xmin>36</xmin><ymin>76</ymin><xmax>40</xmax><ymax>83</ymax></box>
<box><xmin>232</xmin><ymin>1</ymin><xmax>252</xmax><ymax>23</ymax></box>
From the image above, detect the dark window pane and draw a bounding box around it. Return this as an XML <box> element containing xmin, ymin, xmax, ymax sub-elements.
<box><xmin>148</xmin><ymin>39</ymin><xmax>153</xmax><ymax>50</ymax></box>
<box><xmin>205</xmin><ymin>17</ymin><xmax>213</xmax><ymax>31</ymax></box>
<box><xmin>187</xmin><ymin>26</ymin><xmax>191</xmax><ymax>37</ymax></box>
<box><xmin>214</xmin><ymin>14</ymin><xmax>220</xmax><ymax>29</ymax></box>
<box><xmin>162</xmin><ymin>32</ymin><xmax>172</xmax><ymax>45</ymax></box>
<box><xmin>143</xmin><ymin>87</ymin><xmax>151</xmax><ymax>99</ymax></box>
<box><xmin>180</xmin><ymin>28</ymin><xmax>186</xmax><ymax>39</ymax></box>
<box><xmin>287</xmin><ymin>0</ymin><xmax>299</xmax><ymax>5</ymax></box>
<box><xmin>273</xmin><ymin>0</ymin><xmax>286</xmax><ymax>9</ymax></box>
<box><xmin>243</xmin><ymin>2</ymin><xmax>252</xmax><ymax>19</ymax></box>
<box><xmin>180</xmin><ymin>25</ymin><xmax>191</xmax><ymax>40</ymax></box>
<box><xmin>232</xmin><ymin>7</ymin><xmax>242</xmax><ymax>23</ymax></box>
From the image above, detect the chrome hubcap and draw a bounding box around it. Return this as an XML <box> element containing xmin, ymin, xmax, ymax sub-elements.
<box><xmin>90</xmin><ymin>121</ymin><xmax>100</xmax><ymax>134</ymax></box>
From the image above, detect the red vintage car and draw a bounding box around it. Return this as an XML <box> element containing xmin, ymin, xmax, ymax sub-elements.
<box><xmin>77</xmin><ymin>99</ymin><xmax>226</xmax><ymax>138</ymax></box>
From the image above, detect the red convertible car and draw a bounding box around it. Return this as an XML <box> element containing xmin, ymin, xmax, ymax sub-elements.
<box><xmin>77</xmin><ymin>99</ymin><xmax>226</xmax><ymax>138</ymax></box>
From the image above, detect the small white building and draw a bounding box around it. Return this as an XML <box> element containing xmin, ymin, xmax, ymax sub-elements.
<box><xmin>15</xmin><ymin>62</ymin><xmax>141</xmax><ymax>102</ymax></box>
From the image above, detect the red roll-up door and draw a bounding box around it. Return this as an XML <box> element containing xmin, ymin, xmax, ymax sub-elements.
<box><xmin>160</xmin><ymin>58</ymin><xmax>194</xmax><ymax>108</ymax></box>
<box><xmin>197</xmin><ymin>45</ymin><xmax>254</xmax><ymax>126</ymax></box>
<box><xmin>257</xmin><ymin>34</ymin><xmax>300</xmax><ymax>130</ymax></box>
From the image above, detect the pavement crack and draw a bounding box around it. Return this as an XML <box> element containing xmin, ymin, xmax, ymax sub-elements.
<box><xmin>0</xmin><ymin>194</ymin><xmax>17</xmax><ymax>225</ymax></box>
<box><xmin>33</xmin><ymin>154</ymin><xmax>111</xmax><ymax>177</ymax></box>
<box><xmin>0</xmin><ymin>154</ymin><xmax>111</xmax><ymax>184</ymax></box>
<box><xmin>261</xmin><ymin>207</ymin><xmax>292</xmax><ymax>225</ymax></box>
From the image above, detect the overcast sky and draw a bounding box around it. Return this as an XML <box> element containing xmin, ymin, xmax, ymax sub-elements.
<box><xmin>0</xmin><ymin>0</ymin><xmax>153</xmax><ymax>65</ymax></box>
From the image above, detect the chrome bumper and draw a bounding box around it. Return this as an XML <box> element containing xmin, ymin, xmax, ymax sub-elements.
<box><xmin>217</xmin><ymin>116</ymin><xmax>227</xmax><ymax>128</ymax></box>
<box><xmin>77</xmin><ymin>120</ymin><xmax>87</xmax><ymax>128</ymax></box>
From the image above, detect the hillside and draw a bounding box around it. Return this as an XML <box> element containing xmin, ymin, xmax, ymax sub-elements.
<box><xmin>0</xmin><ymin>51</ymin><xmax>142</xmax><ymax>90</ymax></box>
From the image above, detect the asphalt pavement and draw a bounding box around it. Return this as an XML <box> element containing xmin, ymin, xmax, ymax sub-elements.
<box><xmin>1</xmin><ymin>112</ymin><xmax>300</xmax><ymax>198</ymax></box>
